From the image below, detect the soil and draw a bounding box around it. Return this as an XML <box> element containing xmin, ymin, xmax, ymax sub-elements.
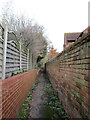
<box><xmin>28</xmin><ymin>73</ymin><xmax>48</xmax><ymax>119</ymax></box>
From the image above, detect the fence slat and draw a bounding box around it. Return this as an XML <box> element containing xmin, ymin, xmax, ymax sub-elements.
<box><xmin>0</xmin><ymin>24</ymin><xmax>34</xmax><ymax>79</ymax></box>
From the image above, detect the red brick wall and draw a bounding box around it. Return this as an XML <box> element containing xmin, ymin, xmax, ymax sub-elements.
<box><xmin>46</xmin><ymin>34</ymin><xmax>90</xmax><ymax>119</ymax></box>
<box><xmin>0</xmin><ymin>69</ymin><xmax>38</xmax><ymax>119</ymax></box>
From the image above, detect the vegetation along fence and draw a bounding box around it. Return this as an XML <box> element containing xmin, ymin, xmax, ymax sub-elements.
<box><xmin>46</xmin><ymin>29</ymin><xmax>90</xmax><ymax>119</ymax></box>
<box><xmin>0</xmin><ymin>24</ymin><xmax>34</xmax><ymax>80</ymax></box>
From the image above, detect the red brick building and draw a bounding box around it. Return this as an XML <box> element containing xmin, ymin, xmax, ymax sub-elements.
<box><xmin>63</xmin><ymin>32</ymin><xmax>80</xmax><ymax>49</ymax></box>
<box><xmin>63</xmin><ymin>26</ymin><xmax>90</xmax><ymax>49</ymax></box>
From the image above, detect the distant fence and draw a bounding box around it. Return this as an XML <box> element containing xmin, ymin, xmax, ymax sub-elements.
<box><xmin>46</xmin><ymin>30</ymin><xmax>90</xmax><ymax>119</ymax></box>
<box><xmin>0</xmin><ymin>24</ymin><xmax>34</xmax><ymax>80</ymax></box>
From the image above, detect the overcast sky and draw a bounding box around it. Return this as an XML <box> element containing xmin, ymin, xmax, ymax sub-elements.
<box><xmin>0</xmin><ymin>0</ymin><xmax>89</xmax><ymax>52</ymax></box>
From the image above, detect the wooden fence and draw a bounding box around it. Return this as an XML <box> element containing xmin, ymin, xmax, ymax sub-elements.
<box><xmin>0</xmin><ymin>38</ymin><xmax>3</xmax><ymax>79</ymax></box>
<box><xmin>0</xmin><ymin>24</ymin><xmax>34</xmax><ymax>80</ymax></box>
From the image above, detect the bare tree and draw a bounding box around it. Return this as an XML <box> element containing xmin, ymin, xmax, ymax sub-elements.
<box><xmin>1</xmin><ymin>1</ymin><xmax>48</xmax><ymax>60</ymax></box>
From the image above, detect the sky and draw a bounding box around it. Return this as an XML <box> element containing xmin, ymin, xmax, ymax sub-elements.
<box><xmin>0</xmin><ymin>0</ymin><xmax>89</xmax><ymax>52</ymax></box>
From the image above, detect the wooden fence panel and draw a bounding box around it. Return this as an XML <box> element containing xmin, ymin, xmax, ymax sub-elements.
<box><xmin>6</xmin><ymin>41</ymin><xmax>20</xmax><ymax>78</ymax></box>
<box><xmin>0</xmin><ymin>38</ymin><xmax>3</xmax><ymax>79</ymax></box>
<box><xmin>0</xmin><ymin>24</ymin><xmax>33</xmax><ymax>80</ymax></box>
<box><xmin>21</xmin><ymin>50</ymin><xmax>27</xmax><ymax>70</ymax></box>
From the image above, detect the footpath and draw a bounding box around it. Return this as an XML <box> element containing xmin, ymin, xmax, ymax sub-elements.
<box><xmin>27</xmin><ymin>72</ymin><xmax>69</xmax><ymax>120</ymax></box>
<box><xmin>28</xmin><ymin>73</ymin><xmax>47</xmax><ymax>119</ymax></box>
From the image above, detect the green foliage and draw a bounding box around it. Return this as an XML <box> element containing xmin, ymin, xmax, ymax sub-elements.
<box><xmin>11</xmin><ymin>69</ymin><xmax>27</xmax><ymax>76</ymax></box>
<box><xmin>39</xmin><ymin>56</ymin><xmax>48</xmax><ymax>69</ymax></box>
<box><xmin>17</xmin><ymin>91</ymin><xmax>32</xmax><ymax>119</ymax></box>
<box><xmin>17</xmin><ymin>70</ymin><xmax>23</xmax><ymax>74</ymax></box>
<box><xmin>45</xmin><ymin>106</ymin><xmax>54</xmax><ymax>119</ymax></box>
<box><xmin>17</xmin><ymin>79</ymin><xmax>38</xmax><ymax>119</ymax></box>
<box><xmin>44</xmin><ymin>79</ymin><xmax>70</xmax><ymax>120</ymax></box>
<box><xmin>11</xmin><ymin>72</ymin><xmax>17</xmax><ymax>76</ymax></box>
<box><xmin>23</xmin><ymin>69</ymin><xmax>27</xmax><ymax>72</ymax></box>
<box><xmin>31</xmin><ymin>83</ymin><xmax>37</xmax><ymax>91</ymax></box>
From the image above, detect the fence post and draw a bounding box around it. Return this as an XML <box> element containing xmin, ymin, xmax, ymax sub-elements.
<box><xmin>2</xmin><ymin>23</ymin><xmax>8</xmax><ymax>80</ymax></box>
<box><xmin>27</xmin><ymin>49</ymin><xmax>29</xmax><ymax>70</ymax></box>
<box><xmin>20</xmin><ymin>34</ymin><xmax>22</xmax><ymax>70</ymax></box>
<box><xmin>30</xmin><ymin>53</ymin><xmax>33</xmax><ymax>69</ymax></box>
<box><xmin>88</xmin><ymin>2</ymin><xmax>90</xmax><ymax>26</ymax></box>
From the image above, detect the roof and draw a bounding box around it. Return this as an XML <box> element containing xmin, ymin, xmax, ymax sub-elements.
<box><xmin>64</xmin><ymin>32</ymin><xmax>80</xmax><ymax>41</ymax></box>
<box><xmin>63</xmin><ymin>27</ymin><xmax>90</xmax><ymax>49</ymax></box>
<box><xmin>64</xmin><ymin>32</ymin><xmax>80</xmax><ymax>49</ymax></box>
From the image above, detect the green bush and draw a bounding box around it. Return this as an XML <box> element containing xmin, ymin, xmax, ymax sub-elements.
<box><xmin>11</xmin><ymin>69</ymin><xmax>28</xmax><ymax>76</ymax></box>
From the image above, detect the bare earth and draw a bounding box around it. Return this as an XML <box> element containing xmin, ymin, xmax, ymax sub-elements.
<box><xmin>28</xmin><ymin>73</ymin><xmax>47</xmax><ymax>119</ymax></box>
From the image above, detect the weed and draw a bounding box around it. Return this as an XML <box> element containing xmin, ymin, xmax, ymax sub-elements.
<box><xmin>44</xmin><ymin>79</ymin><xmax>69</xmax><ymax>120</ymax></box>
<box><xmin>17</xmin><ymin>79</ymin><xmax>38</xmax><ymax>119</ymax></box>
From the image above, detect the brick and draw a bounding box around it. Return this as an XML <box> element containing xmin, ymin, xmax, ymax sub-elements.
<box><xmin>46</xmin><ymin>35</ymin><xmax>90</xmax><ymax>119</ymax></box>
<box><xmin>1</xmin><ymin>69</ymin><xmax>37</xmax><ymax>118</ymax></box>
<box><xmin>84</xmin><ymin>75</ymin><xmax>90</xmax><ymax>82</ymax></box>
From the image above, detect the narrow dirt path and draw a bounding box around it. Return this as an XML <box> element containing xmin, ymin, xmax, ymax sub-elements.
<box><xmin>28</xmin><ymin>72</ymin><xmax>69</xmax><ymax>120</ymax></box>
<box><xmin>28</xmin><ymin>73</ymin><xmax>47</xmax><ymax>119</ymax></box>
